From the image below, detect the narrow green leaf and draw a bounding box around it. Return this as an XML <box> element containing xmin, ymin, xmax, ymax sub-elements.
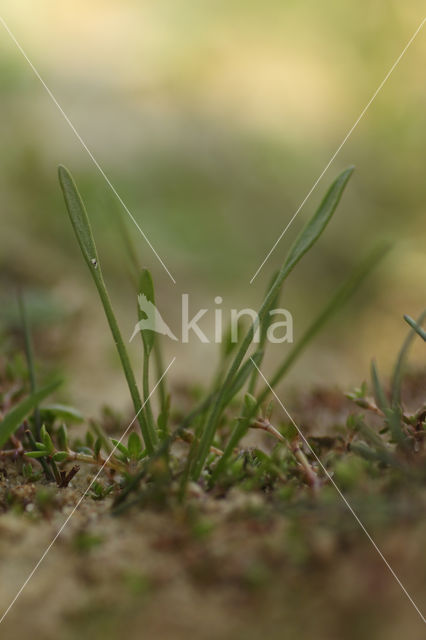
<box><xmin>41</xmin><ymin>424</ymin><xmax>55</xmax><ymax>455</ymax></box>
<box><xmin>213</xmin><ymin>246</ymin><xmax>387</xmax><ymax>486</ymax></box>
<box><xmin>191</xmin><ymin>167</ymin><xmax>354</xmax><ymax>480</ymax></box>
<box><xmin>58</xmin><ymin>165</ymin><xmax>156</xmax><ymax>454</ymax></box>
<box><xmin>282</xmin><ymin>167</ymin><xmax>355</xmax><ymax>275</ymax></box>
<box><xmin>0</xmin><ymin>380</ymin><xmax>61</xmax><ymax>448</ymax></box>
<box><xmin>40</xmin><ymin>424</ymin><xmax>48</xmax><ymax>444</ymax></box>
<box><xmin>26</xmin><ymin>451</ymin><xmax>49</xmax><ymax>459</ymax></box>
<box><xmin>58</xmin><ymin>165</ymin><xmax>99</xmax><ymax>270</ymax></box>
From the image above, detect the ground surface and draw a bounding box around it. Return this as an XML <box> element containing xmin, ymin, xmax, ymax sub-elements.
<box><xmin>0</xmin><ymin>384</ymin><xmax>425</xmax><ymax>640</ymax></box>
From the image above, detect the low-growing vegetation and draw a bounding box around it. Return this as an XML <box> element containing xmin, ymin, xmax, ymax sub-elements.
<box><xmin>0</xmin><ymin>167</ymin><xmax>424</xmax><ymax>638</ymax></box>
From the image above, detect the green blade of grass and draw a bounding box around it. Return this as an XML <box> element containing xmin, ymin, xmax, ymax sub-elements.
<box><xmin>58</xmin><ymin>165</ymin><xmax>156</xmax><ymax>454</ymax></box>
<box><xmin>0</xmin><ymin>380</ymin><xmax>61</xmax><ymax>448</ymax></box>
<box><xmin>392</xmin><ymin>310</ymin><xmax>426</xmax><ymax>407</ymax></box>
<box><xmin>212</xmin><ymin>245</ymin><xmax>387</xmax><ymax>484</ymax></box>
<box><xmin>191</xmin><ymin>167</ymin><xmax>354</xmax><ymax>480</ymax></box>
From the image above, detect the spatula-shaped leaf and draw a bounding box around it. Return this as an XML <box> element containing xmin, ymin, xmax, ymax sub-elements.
<box><xmin>58</xmin><ymin>165</ymin><xmax>156</xmax><ymax>454</ymax></box>
<box><xmin>280</xmin><ymin>166</ymin><xmax>354</xmax><ymax>278</ymax></box>
<box><xmin>58</xmin><ymin>165</ymin><xmax>99</xmax><ymax>271</ymax></box>
<box><xmin>0</xmin><ymin>380</ymin><xmax>61</xmax><ymax>448</ymax></box>
<box><xmin>192</xmin><ymin>167</ymin><xmax>354</xmax><ymax>480</ymax></box>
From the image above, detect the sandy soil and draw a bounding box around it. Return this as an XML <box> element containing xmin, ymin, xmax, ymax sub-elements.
<box><xmin>0</xmin><ymin>451</ymin><xmax>425</xmax><ymax>640</ymax></box>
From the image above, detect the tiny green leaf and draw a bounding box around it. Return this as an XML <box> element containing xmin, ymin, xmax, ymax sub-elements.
<box><xmin>128</xmin><ymin>432</ymin><xmax>142</xmax><ymax>459</ymax></box>
<box><xmin>57</xmin><ymin>424</ymin><xmax>69</xmax><ymax>451</ymax></box>
<box><xmin>40</xmin><ymin>424</ymin><xmax>49</xmax><ymax>445</ymax></box>
<box><xmin>243</xmin><ymin>393</ymin><xmax>258</xmax><ymax>416</ymax></box>
<box><xmin>111</xmin><ymin>439</ymin><xmax>129</xmax><ymax>457</ymax></box>
<box><xmin>52</xmin><ymin>451</ymin><xmax>69</xmax><ymax>462</ymax></box>
<box><xmin>94</xmin><ymin>437</ymin><xmax>102</xmax><ymax>458</ymax></box>
<box><xmin>26</xmin><ymin>450</ymin><xmax>49</xmax><ymax>459</ymax></box>
<box><xmin>76</xmin><ymin>446</ymin><xmax>94</xmax><ymax>456</ymax></box>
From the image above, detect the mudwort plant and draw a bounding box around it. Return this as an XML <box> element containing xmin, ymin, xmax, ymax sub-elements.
<box><xmin>1</xmin><ymin>163</ymin><xmax>410</xmax><ymax>511</ymax></box>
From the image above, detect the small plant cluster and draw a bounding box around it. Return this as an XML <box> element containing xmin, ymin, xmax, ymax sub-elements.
<box><xmin>346</xmin><ymin>310</ymin><xmax>426</xmax><ymax>473</ymax></box>
<box><xmin>0</xmin><ymin>165</ymin><xmax>424</xmax><ymax>512</ymax></box>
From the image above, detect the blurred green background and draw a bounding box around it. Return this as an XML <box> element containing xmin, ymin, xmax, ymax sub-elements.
<box><xmin>0</xmin><ymin>1</ymin><xmax>425</xmax><ymax>412</ymax></box>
